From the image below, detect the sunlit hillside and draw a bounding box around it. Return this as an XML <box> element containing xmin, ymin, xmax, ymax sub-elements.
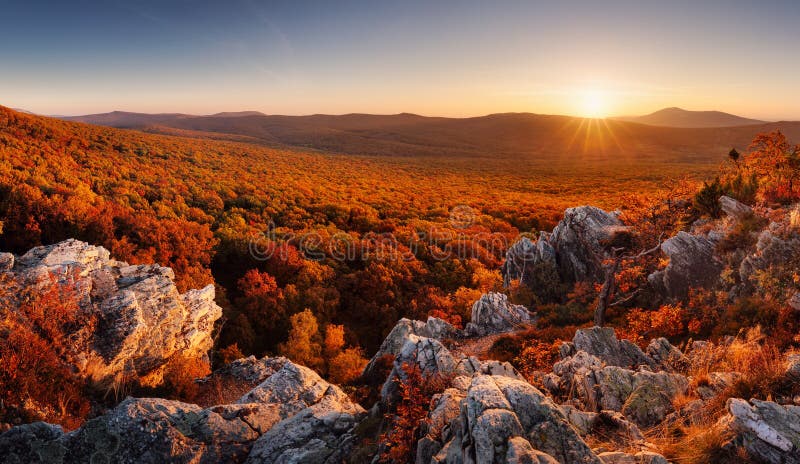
<box><xmin>0</xmin><ymin>105</ymin><xmax>719</xmax><ymax>354</ymax></box>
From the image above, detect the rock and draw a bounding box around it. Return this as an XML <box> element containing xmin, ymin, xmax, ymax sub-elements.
<box><xmin>648</xmin><ymin>231</ymin><xmax>723</xmax><ymax>301</ymax></box>
<box><xmin>559</xmin><ymin>405</ymin><xmax>598</xmax><ymax>436</ymax></box>
<box><xmin>380</xmin><ymin>335</ymin><xmax>457</xmax><ymax>404</ymax></box>
<box><xmin>719</xmin><ymin>195</ymin><xmax>753</xmax><ymax>219</ymax></box>
<box><xmin>597</xmin><ymin>451</ymin><xmax>669</xmax><ymax>464</ymax></box>
<box><xmin>645</xmin><ymin>338</ymin><xmax>688</xmax><ymax>371</ymax></box>
<box><xmin>363</xmin><ymin>317</ymin><xmax>458</xmax><ymax>379</ymax></box>
<box><xmin>576</xmin><ymin>365</ymin><xmax>688</xmax><ymax>418</ymax></box>
<box><xmin>423</xmin><ymin>375</ymin><xmax>602</xmax><ymax>464</ymax></box>
<box><xmin>787</xmin><ymin>354</ymin><xmax>800</xmax><ymax>380</ymax></box>
<box><xmin>238</xmin><ymin>360</ymin><xmax>364</xmax><ymax>426</ymax></box>
<box><xmin>245</xmin><ymin>394</ymin><xmax>364</xmax><ymax>464</ymax></box>
<box><xmin>501</xmin><ymin>236</ymin><xmax>558</xmax><ymax>289</ymax></box>
<box><xmin>789</xmin><ymin>292</ymin><xmax>800</xmax><ymax>312</ymax></box>
<box><xmin>0</xmin><ymin>252</ymin><xmax>13</xmax><ymax>272</ymax></box>
<box><xmin>0</xmin><ymin>239</ymin><xmax>222</xmax><ymax>385</ymax></box>
<box><xmin>212</xmin><ymin>356</ymin><xmax>290</xmax><ymax>385</ymax></box>
<box><xmin>695</xmin><ymin>372</ymin><xmax>742</xmax><ymax>400</ymax></box>
<box><xmin>739</xmin><ymin>230</ymin><xmax>800</xmax><ymax>289</ymax></box>
<box><xmin>549</xmin><ymin>206</ymin><xmax>626</xmax><ymax>283</ymax></box>
<box><xmin>504</xmin><ymin>437</ymin><xmax>560</xmax><ymax>464</ymax></box>
<box><xmin>0</xmin><ymin>422</ymin><xmax>67</xmax><ymax>463</ymax></box>
<box><xmin>456</xmin><ymin>356</ymin><xmax>524</xmax><ymax>380</ymax></box>
<box><xmin>621</xmin><ymin>382</ymin><xmax>675</xmax><ymax>428</ymax></box>
<box><xmin>633</xmin><ymin>451</ymin><xmax>670</xmax><ymax>464</ymax></box>
<box><xmin>0</xmin><ymin>356</ymin><xmax>366</xmax><ymax>464</ymax></box>
<box><xmin>465</xmin><ymin>293</ymin><xmax>534</xmax><ymax>336</ymax></box>
<box><xmin>598</xmin><ymin>451</ymin><xmax>635</xmax><ymax>464</ymax></box>
<box><xmin>572</xmin><ymin>327</ymin><xmax>654</xmax><ymax>369</ymax></box>
<box><xmin>0</xmin><ymin>398</ymin><xmax>259</xmax><ymax>463</ymax></box>
<box><xmin>721</xmin><ymin>398</ymin><xmax>800</xmax><ymax>464</ymax></box>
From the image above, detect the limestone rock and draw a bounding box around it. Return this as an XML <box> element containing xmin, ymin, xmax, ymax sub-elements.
<box><xmin>572</xmin><ymin>327</ymin><xmax>654</xmax><ymax>369</ymax></box>
<box><xmin>739</xmin><ymin>230</ymin><xmax>800</xmax><ymax>289</ymax></box>
<box><xmin>0</xmin><ymin>357</ymin><xmax>366</xmax><ymax>464</ymax></box>
<box><xmin>648</xmin><ymin>231</ymin><xmax>723</xmax><ymax>301</ymax></box>
<box><xmin>381</xmin><ymin>335</ymin><xmax>458</xmax><ymax>403</ymax></box>
<box><xmin>363</xmin><ymin>317</ymin><xmax>458</xmax><ymax>379</ymax></box>
<box><xmin>245</xmin><ymin>394</ymin><xmax>364</xmax><ymax>464</ymax></box>
<box><xmin>549</xmin><ymin>206</ymin><xmax>626</xmax><ymax>283</ymax></box>
<box><xmin>721</xmin><ymin>398</ymin><xmax>800</xmax><ymax>464</ymax></box>
<box><xmin>645</xmin><ymin>338</ymin><xmax>688</xmax><ymax>371</ymax></box>
<box><xmin>501</xmin><ymin>236</ymin><xmax>558</xmax><ymax>289</ymax></box>
<box><xmin>465</xmin><ymin>292</ymin><xmax>534</xmax><ymax>336</ymax></box>
<box><xmin>719</xmin><ymin>195</ymin><xmax>753</xmax><ymax>219</ymax></box>
<box><xmin>432</xmin><ymin>375</ymin><xmax>603</xmax><ymax>464</ymax></box>
<box><xmin>0</xmin><ymin>252</ymin><xmax>13</xmax><ymax>272</ymax></box>
<box><xmin>0</xmin><ymin>239</ymin><xmax>222</xmax><ymax>385</ymax></box>
<box><xmin>789</xmin><ymin>292</ymin><xmax>800</xmax><ymax>312</ymax></box>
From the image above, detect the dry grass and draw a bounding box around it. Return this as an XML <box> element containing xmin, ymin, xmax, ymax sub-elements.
<box><xmin>650</xmin><ymin>327</ymin><xmax>798</xmax><ymax>463</ymax></box>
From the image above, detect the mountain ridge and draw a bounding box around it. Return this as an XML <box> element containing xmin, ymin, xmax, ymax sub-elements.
<box><xmin>60</xmin><ymin>108</ymin><xmax>800</xmax><ymax>160</ymax></box>
<box><xmin>612</xmin><ymin>106</ymin><xmax>767</xmax><ymax>128</ymax></box>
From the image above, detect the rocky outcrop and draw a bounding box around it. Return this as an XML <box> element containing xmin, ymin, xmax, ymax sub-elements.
<box><xmin>549</xmin><ymin>206</ymin><xmax>626</xmax><ymax>283</ymax></box>
<box><xmin>739</xmin><ymin>229</ymin><xmax>800</xmax><ymax>289</ymax></box>
<box><xmin>363</xmin><ymin>317</ymin><xmax>458</xmax><ymax>379</ymax></box>
<box><xmin>648</xmin><ymin>231</ymin><xmax>723</xmax><ymax>301</ymax></box>
<box><xmin>0</xmin><ymin>357</ymin><xmax>365</xmax><ymax>464</ymax></box>
<box><xmin>501</xmin><ymin>236</ymin><xmax>558</xmax><ymax>288</ymax></box>
<box><xmin>720</xmin><ymin>398</ymin><xmax>800</xmax><ymax>464</ymax></box>
<box><xmin>571</xmin><ymin>327</ymin><xmax>655</xmax><ymax>369</ymax></box>
<box><xmin>465</xmin><ymin>292</ymin><xmax>534</xmax><ymax>336</ymax></box>
<box><xmin>501</xmin><ymin>206</ymin><xmax>625</xmax><ymax>295</ymax></box>
<box><xmin>1</xmin><ymin>239</ymin><xmax>222</xmax><ymax>384</ymax></box>
<box><xmin>425</xmin><ymin>375</ymin><xmax>603</xmax><ymax>464</ymax></box>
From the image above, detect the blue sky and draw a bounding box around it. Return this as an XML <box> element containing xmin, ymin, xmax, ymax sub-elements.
<box><xmin>1</xmin><ymin>0</ymin><xmax>799</xmax><ymax>119</ymax></box>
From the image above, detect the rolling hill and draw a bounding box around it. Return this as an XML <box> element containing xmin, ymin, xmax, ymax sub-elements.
<box><xmin>63</xmin><ymin>110</ymin><xmax>799</xmax><ymax>162</ymax></box>
<box><xmin>612</xmin><ymin>107</ymin><xmax>766</xmax><ymax>128</ymax></box>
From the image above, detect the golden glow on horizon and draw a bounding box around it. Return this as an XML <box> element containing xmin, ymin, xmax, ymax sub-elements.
<box><xmin>577</xmin><ymin>89</ymin><xmax>611</xmax><ymax>118</ymax></box>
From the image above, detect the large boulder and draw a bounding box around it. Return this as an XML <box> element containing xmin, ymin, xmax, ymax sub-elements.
<box><xmin>501</xmin><ymin>236</ymin><xmax>558</xmax><ymax>289</ymax></box>
<box><xmin>1</xmin><ymin>239</ymin><xmax>222</xmax><ymax>385</ymax></box>
<box><xmin>739</xmin><ymin>230</ymin><xmax>800</xmax><ymax>289</ymax></box>
<box><xmin>549</xmin><ymin>206</ymin><xmax>626</xmax><ymax>283</ymax></box>
<box><xmin>720</xmin><ymin>398</ymin><xmax>800</xmax><ymax>464</ymax></box>
<box><xmin>648</xmin><ymin>231</ymin><xmax>723</xmax><ymax>301</ymax></box>
<box><xmin>465</xmin><ymin>292</ymin><xmax>534</xmax><ymax>336</ymax></box>
<box><xmin>571</xmin><ymin>327</ymin><xmax>654</xmax><ymax>369</ymax></box>
<box><xmin>380</xmin><ymin>334</ymin><xmax>459</xmax><ymax>404</ymax></box>
<box><xmin>363</xmin><ymin>317</ymin><xmax>458</xmax><ymax>379</ymax></box>
<box><xmin>719</xmin><ymin>195</ymin><xmax>753</xmax><ymax>219</ymax></box>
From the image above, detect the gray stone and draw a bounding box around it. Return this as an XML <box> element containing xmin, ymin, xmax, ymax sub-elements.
<box><xmin>572</xmin><ymin>327</ymin><xmax>654</xmax><ymax>369</ymax></box>
<box><xmin>0</xmin><ymin>252</ymin><xmax>13</xmax><ymax>272</ymax></box>
<box><xmin>0</xmin><ymin>239</ymin><xmax>222</xmax><ymax>385</ymax></box>
<box><xmin>719</xmin><ymin>195</ymin><xmax>753</xmax><ymax>219</ymax></box>
<box><xmin>501</xmin><ymin>236</ymin><xmax>558</xmax><ymax>289</ymax></box>
<box><xmin>465</xmin><ymin>292</ymin><xmax>533</xmax><ymax>337</ymax></box>
<box><xmin>648</xmin><ymin>231</ymin><xmax>723</xmax><ymax>301</ymax></box>
<box><xmin>549</xmin><ymin>206</ymin><xmax>626</xmax><ymax>283</ymax></box>
<box><xmin>363</xmin><ymin>317</ymin><xmax>458</xmax><ymax>379</ymax></box>
<box><xmin>722</xmin><ymin>398</ymin><xmax>800</xmax><ymax>464</ymax></box>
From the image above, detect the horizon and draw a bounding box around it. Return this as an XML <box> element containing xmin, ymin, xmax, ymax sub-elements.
<box><xmin>11</xmin><ymin>105</ymin><xmax>793</xmax><ymax>123</ymax></box>
<box><xmin>2</xmin><ymin>1</ymin><xmax>800</xmax><ymax>120</ymax></box>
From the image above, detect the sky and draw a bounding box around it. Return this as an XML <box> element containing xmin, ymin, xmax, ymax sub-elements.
<box><xmin>1</xmin><ymin>0</ymin><xmax>799</xmax><ymax>119</ymax></box>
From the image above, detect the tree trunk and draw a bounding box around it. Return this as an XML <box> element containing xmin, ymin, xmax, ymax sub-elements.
<box><xmin>594</xmin><ymin>256</ymin><xmax>620</xmax><ymax>327</ymax></box>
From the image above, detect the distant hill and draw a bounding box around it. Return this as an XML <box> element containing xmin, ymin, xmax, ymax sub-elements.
<box><xmin>61</xmin><ymin>110</ymin><xmax>800</xmax><ymax>162</ymax></box>
<box><xmin>613</xmin><ymin>107</ymin><xmax>766</xmax><ymax>128</ymax></box>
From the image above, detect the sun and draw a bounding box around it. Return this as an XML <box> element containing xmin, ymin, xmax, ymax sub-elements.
<box><xmin>578</xmin><ymin>89</ymin><xmax>610</xmax><ymax>118</ymax></box>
